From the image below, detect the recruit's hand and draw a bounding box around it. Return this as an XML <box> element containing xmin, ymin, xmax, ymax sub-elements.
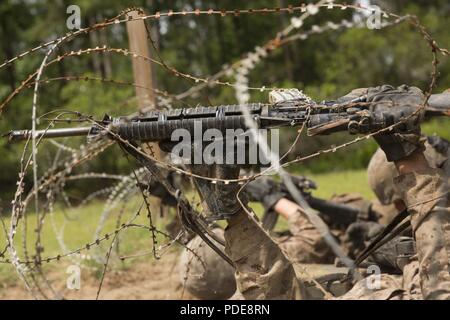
<box><xmin>349</xmin><ymin>85</ymin><xmax>426</xmax><ymax>161</ymax></box>
<box><xmin>245</xmin><ymin>177</ymin><xmax>287</xmax><ymax>211</ymax></box>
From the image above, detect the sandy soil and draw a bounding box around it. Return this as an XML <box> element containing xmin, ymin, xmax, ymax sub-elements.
<box><xmin>0</xmin><ymin>253</ymin><xmax>196</xmax><ymax>300</ymax></box>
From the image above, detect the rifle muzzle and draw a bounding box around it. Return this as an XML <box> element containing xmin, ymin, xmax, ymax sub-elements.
<box><xmin>5</xmin><ymin>127</ymin><xmax>92</xmax><ymax>143</ymax></box>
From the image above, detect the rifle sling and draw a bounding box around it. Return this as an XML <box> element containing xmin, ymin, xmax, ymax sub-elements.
<box><xmin>261</xmin><ymin>209</ymin><xmax>279</xmax><ymax>231</ymax></box>
<box><xmin>353</xmin><ymin>209</ymin><xmax>410</xmax><ymax>267</ymax></box>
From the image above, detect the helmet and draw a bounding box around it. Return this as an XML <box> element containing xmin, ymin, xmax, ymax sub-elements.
<box><xmin>178</xmin><ymin>228</ymin><xmax>236</xmax><ymax>299</ymax></box>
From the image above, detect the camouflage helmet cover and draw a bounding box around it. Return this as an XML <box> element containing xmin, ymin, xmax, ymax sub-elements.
<box><xmin>178</xmin><ymin>228</ymin><xmax>236</xmax><ymax>300</ymax></box>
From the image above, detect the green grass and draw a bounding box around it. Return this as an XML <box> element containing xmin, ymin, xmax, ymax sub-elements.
<box><xmin>0</xmin><ymin>197</ymin><xmax>176</xmax><ymax>285</ymax></box>
<box><xmin>1</xmin><ymin>200</ymin><xmax>149</xmax><ymax>257</ymax></box>
<box><xmin>0</xmin><ymin>169</ymin><xmax>372</xmax><ymax>286</ymax></box>
<box><xmin>307</xmin><ymin>169</ymin><xmax>374</xmax><ymax>200</ymax></box>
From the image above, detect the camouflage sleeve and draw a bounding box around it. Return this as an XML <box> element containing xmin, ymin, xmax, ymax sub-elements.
<box><xmin>224</xmin><ymin>213</ymin><xmax>304</xmax><ymax>300</ymax></box>
<box><xmin>394</xmin><ymin>167</ymin><xmax>450</xmax><ymax>300</ymax></box>
<box><xmin>278</xmin><ymin>212</ymin><xmax>333</xmax><ymax>264</ymax></box>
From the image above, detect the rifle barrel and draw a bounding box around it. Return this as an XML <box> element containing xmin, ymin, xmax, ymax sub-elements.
<box><xmin>308</xmin><ymin>196</ymin><xmax>360</xmax><ymax>225</ymax></box>
<box><xmin>6</xmin><ymin>127</ymin><xmax>92</xmax><ymax>143</ymax></box>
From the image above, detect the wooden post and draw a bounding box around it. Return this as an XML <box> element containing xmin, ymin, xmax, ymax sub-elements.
<box><xmin>126</xmin><ymin>10</ymin><xmax>156</xmax><ymax>112</ymax></box>
<box><xmin>126</xmin><ymin>10</ymin><xmax>161</xmax><ymax>158</ymax></box>
<box><xmin>126</xmin><ymin>10</ymin><xmax>162</xmax><ymax>213</ymax></box>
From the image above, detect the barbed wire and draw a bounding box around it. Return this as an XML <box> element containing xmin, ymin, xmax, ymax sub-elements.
<box><xmin>1</xmin><ymin>0</ymin><xmax>448</xmax><ymax>300</ymax></box>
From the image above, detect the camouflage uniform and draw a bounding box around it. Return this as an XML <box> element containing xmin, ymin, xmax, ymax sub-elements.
<box><xmin>181</xmin><ymin>208</ymin><xmax>329</xmax><ymax>300</ymax></box>
<box><xmin>341</xmin><ymin>164</ymin><xmax>450</xmax><ymax>300</ymax></box>
<box><xmin>341</xmin><ymin>137</ymin><xmax>450</xmax><ymax>262</ymax></box>
<box><xmin>368</xmin><ymin>138</ymin><xmax>449</xmax><ymax>224</ymax></box>
<box><xmin>396</xmin><ymin>166</ymin><xmax>450</xmax><ymax>299</ymax></box>
<box><xmin>338</xmin><ymin>264</ymin><xmax>421</xmax><ymax>300</ymax></box>
<box><xmin>339</xmin><ymin>133</ymin><xmax>450</xmax><ymax>299</ymax></box>
<box><xmin>180</xmin><ymin>178</ymin><xmax>334</xmax><ymax>299</ymax></box>
<box><xmin>339</xmin><ymin>86</ymin><xmax>450</xmax><ymax>300</ymax></box>
<box><xmin>276</xmin><ymin>209</ymin><xmax>334</xmax><ymax>264</ymax></box>
<box><xmin>224</xmin><ymin>213</ymin><xmax>305</xmax><ymax>300</ymax></box>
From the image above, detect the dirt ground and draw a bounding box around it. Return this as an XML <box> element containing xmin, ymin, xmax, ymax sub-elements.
<box><xmin>0</xmin><ymin>253</ymin><xmax>196</xmax><ymax>300</ymax></box>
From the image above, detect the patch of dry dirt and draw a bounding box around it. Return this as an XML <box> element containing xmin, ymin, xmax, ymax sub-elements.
<box><xmin>0</xmin><ymin>253</ymin><xmax>196</xmax><ymax>300</ymax></box>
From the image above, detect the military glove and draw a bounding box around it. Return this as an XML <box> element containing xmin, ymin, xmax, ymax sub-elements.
<box><xmin>348</xmin><ymin>84</ymin><xmax>426</xmax><ymax>162</ymax></box>
<box><xmin>245</xmin><ymin>176</ymin><xmax>286</xmax><ymax>211</ymax></box>
<box><xmin>191</xmin><ymin>164</ymin><xmax>244</xmax><ymax>221</ymax></box>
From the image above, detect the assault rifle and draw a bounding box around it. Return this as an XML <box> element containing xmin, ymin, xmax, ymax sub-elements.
<box><xmin>6</xmin><ymin>90</ymin><xmax>450</xmax><ymax>143</ymax></box>
<box><xmin>244</xmin><ymin>174</ymin><xmax>376</xmax><ymax>230</ymax></box>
